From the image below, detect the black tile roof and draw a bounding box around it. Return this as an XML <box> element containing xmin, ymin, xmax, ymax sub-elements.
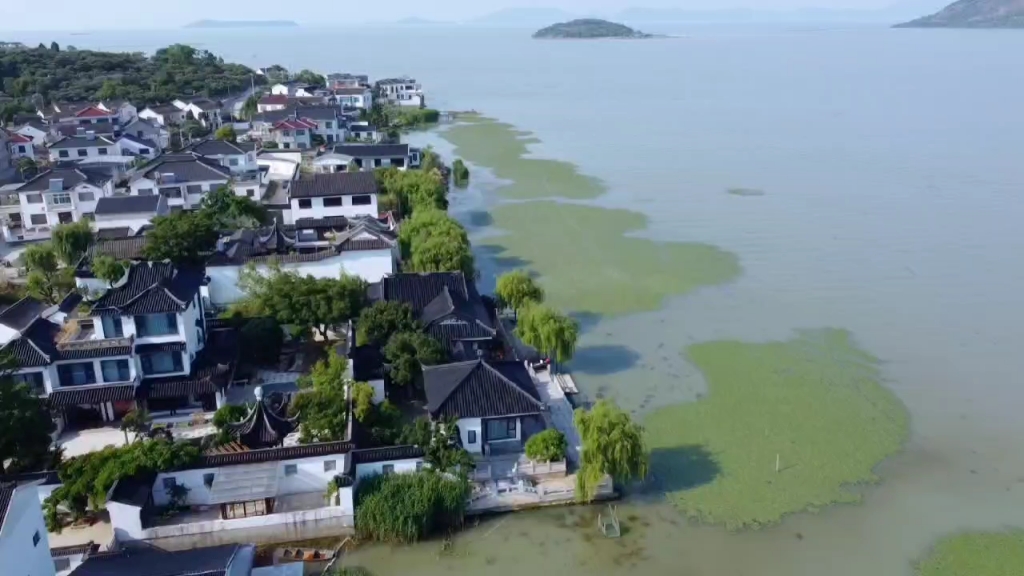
<box><xmin>51</xmin><ymin>541</ymin><xmax>100</xmax><ymax>558</ymax></box>
<box><xmin>90</xmin><ymin>262</ymin><xmax>203</xmax><ymax>316</ymax></box>
<box><xmin>380</xmin><ymin>273</ymin><xmax>493</xmax><ymax>338</ymax></box>
<box><xmin>225</xmin><ymin>396</ymin><xmax>298</xmax><ymax>449</ymax></box>
<box><xmin>107</xmin><ymin>470</ymin><xmax>156</xmax><ymax>506</ymax></box>
<box><xmin>95</xmin><ymin>227</ymin><xmax>133</xmax><ymax>240</ymax></box>
<box><xmin>349</xmin><ymin>345</ymin><xmax>385</xmax><ymax>381</ymax></box>
<box><xmin>89</xmin><ymin>236</ymin><xmax>150</xmax><ymax>261</ymax></box>
<box><xmin>17</xmin><ymin>167</ymin><xmax>110</xmax><ymax>192</ymax></box>
<box><xmin>252</xmin><ymin>105</ymin><xmax>343</xmax><ymax>123</ymax></box>
<box><xmin>48</xmin><ymin>383</ymin><xmax>138</xmax><ymax>408</ymax></box>
<box><xmin>135</xmin><ymin>342</ymin><xmax>186</xmax><ymax>354</ymax></box>
<box><xmin>139</xmin><ymin>328</ymin><xmax>238</xmax><ymax>400</ymax></box>
<box><xmin>117</xmin><ymin>133</ymin><xmax>159</xmax><ymax>150</ymax></box>
<box><xmin>427</xmin><ymin>322</ymin><xmax>497</xmax><ymax>359</ymax></box>
<box><xmin>94</xmin><ymin>195</ymin><xmax>161</xmax><ymax>216</ymax></box>
<box><xmin>68</xmin><ymin>543</ymin><xmax>241</xmax><ymax>576</ymax></box>
<box><xmin>329</xmin><ymin>143</ymin><xmax>409</xmax><ymax>158</ymax></box>
<box><xmin>0</xmin><ymin>296</ymin><xmax>47</xmax><ymax>331</ymax></box>
<box><xmin>347</xmin><ymin>124</ymin><xmax>376</xmax><ymax>133</ymax></box>
<box><xmin>2</xmin><ymin>317</ymin><xmax>60</xmax><ymax>367</ymax></box>
<box><xmin>290</xmin><ymin>171</ymin><xmax>378</xmax><ymax>199</ymax></box>
<box><xmin>55</xmin><ymin>338</ymin><xmax>134</xmax><ymax>360</ymax></box>
<box><xmin>338</xmin><ymin>237</ymin><xmax>393</xmax><ymax>251</ymax></box>
<box><xmin>0</xmin><ymin>483</ymin><xmax>14</xmax><ymax>533</ymax></box>
<box><xmin>351</xmin><ymin>445</ymin><xmax>425</xmax><ymax>465</ymax></box>
<box><xmin>184</xmin><ymin>139</ymin><xmax>256</xmax><ymax>156</ymax></box>
<box><xmin>48</xmin><ymin>135</ymin><xmax>116</xmax><ymax>149</ymax></box>
<box><xmin>294</xmin><ymin>216</ymin><xmax>350</xmax><ymax>229</ymax></box>
<box><xmin>191</xmin><ymin>441</ymin><xmax>354</xmax><ymax>469</ymax></box>
<box><xmin>133</xmin><ymin>153</ymin><xmax>231</xmax><ymax>184</ymax></box>
<box><xmin>423</xmin><ymin>360</ymin><xmax>544</xmax><ymax>420</ymax></box>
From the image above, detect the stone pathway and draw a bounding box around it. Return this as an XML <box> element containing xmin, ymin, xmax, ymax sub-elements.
<box><xmin>532</xmin><ymin>366</ymin><xmax>581</xmax><ymax>467</ymax></box>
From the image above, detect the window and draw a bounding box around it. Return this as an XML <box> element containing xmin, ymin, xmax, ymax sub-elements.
<box><xmin>185</xmin><ymin>185</ymin><xmax>202</xmax><ymax>196</ymax></box>
<box><xmin>50</xmin><ymin>193</ymin><xmax>72</xmax><ymax>205</ymax></box>
<box><xmin>162</xmin><ymin>477</ymin><xmax>177</xmax><ymax>490</ymax></box>
<box><xmin>98</xmin><ymin>147</ymin><xmax>108</xmax><ymax>156</ymax></box>
<box><xmin>101</xmin><ymin>359</ymin><xmax>131</xmax><ymax>382</ymax></box>
<box><xmin>393</xmin><ymin>158</ymin><xmax>405</xmax><ymax>168</ymax></box>
<box><xmin>13</xmin><ymin>372</ymin><xmax>45</xmax><ymax>395</ymax></box>
<box><xmin>351</xmin><ymin>194</ymin><xmax>372</xmax><ymax>206</ymax></box>
<box><xmin>223</xmin><ymin>499</ymin><xmax>267</xmax><ymax>519</ymax></box>
<box><xmin>229</xmin><ymin>158</ymin><xmax>239</xmax><ymax>166</ymax></box>
<box><xmin>78</xmin><ymin>191</ymin><xmax>95</xmax><ymax>202</ymax></box>
<box><xmin>26</xmin><ymin>193</ymin><xmax>42</xmax><ymax>204</ymax></box>
<box><xmin>323</xmin><ymin>460</ymin><xmax>336</xmax><ymax>472</ymax></box>
<box><xmin>382</xmin><ymin>464</ymin><xmax>395</xmax><ymax>475</ymax></box>
<box><xmin>135</xmin><ymin>313</ymin><xmax>178</xmax><ymax>337</ymax></box>
<box><xmin>284</xmin><ymin>464</ymin><xmax>297</xmax><ymax>476</ymax></box>
<box><xmin>54</xmin><ymin>558</ymin><xmax>71</xmax><ymax>572</ymax></box>
<box><xmin>324</xmin><ymin>121</ymin><xmax>332</xmax><ymax>129</ymax></box>
<box><xmin>282</xmin><ymin>130</ymin><xmax>291</xmax><ymax>137</ymax></box>
<box><xmin>17</xmin><ymin>145</ymin><xmax>26</xmax><ymax>153</ymax></box>
<box><xmin>467</xmin><ymin>430</ymin><xmax>477</xmax><ymax>444</ymax></box>
<box><xmin>295</xmin><ymin>129</ymin><xmax>305</xmax><ymax>136</ymax></box>
<box><xmin>323</xmin><ymin>197</ymin><xmax>342</xmax><ymax>207</ymax></box>
<box><xmin>137</xmin><ymin>188</ymin><xmax>153</xmax><ymax>196</ymax></box>
<box><xmin>58</xmin><ymin>362</ymin><xmax>97</xmax><ymax>387</ymax></box>
<box><xmin>141</xmin><ymin>352</ymin><xmax>183</xmax><ymax>375</ymax></box>
<box><xmin>102</xmin><ymin>315</ymin><xmax>124</xmax><ymax>337</ymax></box>
<box><xmin>373</xmin><ymin>158</ymin><xmax>382</xmax><ymax>167</ymax></box>
<box><xmin>58</xmin><ymin>150</ymin><xmax>69</xmax><ymax>158</ymax></box>
<box><xmin>485</xmin><ymin>418</ymin><xmax>517</xmax><ymax>442</ymax></box>
<box><xmin>160</xmin><ymin>187</ymin><xmax>182</xmax><ymax>198</ymax></box>
<box><xmin>297</xmin><ymin>198</ymin><xmax>312</xmax><ymax>209</ymax></box>
<box><xmin>30</xmin><ymin>214</ymin><xmax>47</xmax><ymax>225</ymax></box>
<box><xmin>203</xmin><ymin>473</ymin><xmax>215</xmax><ymax>488</ymax></box>
<box><xmin>282</xmin><ymin>143</ymin><xmax>291</xmax><ymax>150</ymax></box>
<box><xmin>140</xmin><ymin>148</ymin><xmax>150</xmax><ymax>156</ymax></box>
<box><xmin>33</xmin><ymin>530</ymin><xmax>41</xmax><ymax>547</ymax></box>
<box><xmin>82</xmin><ymin>212</ymin><xmax>94</xmax><ymax>221</ymax></box>
<box><xmin>77</xmin><ymin>149</ymin><xmax>88</xmax><ymax>157</ymax></box>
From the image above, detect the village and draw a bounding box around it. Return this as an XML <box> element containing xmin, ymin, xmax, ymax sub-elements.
<box><xmin>0</xmin><ymin>62</ymin><xmax>635</xmax><ymax>576</ymax></box>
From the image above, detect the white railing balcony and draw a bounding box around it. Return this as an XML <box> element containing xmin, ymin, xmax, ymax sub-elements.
<box><xmin>44</xmin><ymin>195</ymin><xmax>75</xmax><ymax>211</ymax></box>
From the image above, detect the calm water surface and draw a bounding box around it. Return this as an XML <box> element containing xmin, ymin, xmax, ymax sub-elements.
<box><xmin>12</xmin><ymin>24</ymin><xmax>1024</xmax><ymax>575</ymax></box>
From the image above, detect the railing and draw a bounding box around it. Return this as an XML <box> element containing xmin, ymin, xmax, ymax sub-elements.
<box><xmin>44</xmin><ymin>195</ymin><xmax>75</xmax><ymax>211</ymax></box>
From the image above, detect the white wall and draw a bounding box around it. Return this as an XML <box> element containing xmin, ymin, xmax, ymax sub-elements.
<box><xmin>0</xmin><ymin>323</ymin><xmax>18</xmax><ymax>344</ymax></box>
<box><xmin>49</xmin><ymin>144</ymin><xmax>116</xmax><ymax>162</ymax></box>
<box><xmin>227</xmin><ymin>545</ymin><xmax>255</xmax><ymax>576</ymax></box>
<box><xmin>18</xmin><ymin>182</ymin><xmax>107</xmax><ymax>229</ymax></box>
<box><xmin>118</xmin><ymin>138</ymin><xmax>159</xmax><ymax>159</ymax></box>
<box><xmin>353</xmin><ymin>458</ymin><xmax>422</xmax><ymax>482</ymax></box>
<box><xmin>129</xmin><ymin>178</ymin><xmax>227</xmax><ymax>210</ymax></box>
<box><xmin>289</xmin><ymin>194</ymin><xmax>378</xmax><ymax>221</ymax></box>
<box><xmin>206</xmin><ymin>251</ymin><xmax>394</xmax><ymax>304</ymax></box>
<box><xmin>93</xmin><ymin>215</ymin><xmax>154</xmax><ymax>233</ymax></box>
<box><xmin>107</xmin><ymin>500</ymin><xmax>145</xmax><ymax>540</ymax></box>
<box><xmin>458</xmin><ymin>417</ymin><xmax>483</xmax><ymax>454</ymax></box>
<box><xmin>0</xmin><ymin>484</ymin><xmax>56</xmax><ymax>576</ymax></box>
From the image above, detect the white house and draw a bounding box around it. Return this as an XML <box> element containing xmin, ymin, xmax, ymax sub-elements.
<box><xmin>129</xmin><ymin>154</ymin><xmax>257</xmax><ymax>210</ymax></box>
<box><xmin>97</xmin><ymin>99</ymin><xmax>139</xmax><ymax>125</ymax></box>
<box><xmin>93</xmin><ymin>194</ymin><xmax>168</xmax><ymax>235</ymax></box>
<box><xmin>184</xmin><ymin>139</ymin><xmax>259</xmax><ymax>174</ymax></box>
<box><xmin>271</xmin><ymin>82</ymin><xmax>318</xmax><ymax>97</ymax></box>
<box><xmin>326</xmin><ymin>73</ymin><xmax>368</xmax><ymax>90</ymax></box>
<box><xmin>345</xmin><ymin>123</ymin><xmax>379</xmax><ymax>143</ymax></box>
<box><xmin>48</xmin><ymin>104</ymin><xmax>120</xmax><ymax>130</ymax></box>
<box><xmin>0</xmin><ymin>481</ymin><xmax>55</xmax><ymax>576</ymax></box>
<box><xmin>333</xmin><ymin>87</ymin><xmax>372</xmax><ymax>109</ymax></box>
<box><xmin>257</xmin><ymin>94</ymin><xmax>290</xmax><ymax>112</ymax></box>
<box><xmin>5</xmin><ymin>129</ymin><xmax>35</xmax><ymax>160</ymax></box>
<box><xmin>2</xmin><ymin>167</ymin><xmax>112</xmax><ymax>242</ymax></box>
<box><xmin>377</xmin><ymin>77</ymin><xmax>424</xmax><ymax>107</ymax></box>
<box><xmin>268</xmin><ymin>118</ymin><xmax>315</xmax><ymax>150</ymax></box>
<box><xmin>116</xmin><ymin>134</ymin><xmax>161</xmax><ymax>160</ymax></box>
<box><xmin>251</xmin><ymin>106</ymin><xmax>346</xmax><ymax>145</ymax></box>
<box><xmin>14</xmin><ymin>122</ymin><xmax>49</xmax><ymax>146</ymax></box>
<box><xmin>139</xmin><ymin>104</ymin><xmax>187</xmax><ymax>127</ymax></box>
<box><xmin>288</xmin><ymin>171</ymin><xmax>378</xmax><ymax>222</ymax></box>
<box><xmin>313</xmin><ymin>144</ymin><xmax>416</xmax><ymax>173</ymax></box>
<box><xmin>172</xmin><ymin>98</ymin><xmax>224</xmax><ymax>128</ymax></box>
<box><xmin>122</xmin><ymin>118</ymin><xmax>170</xmax><ymax>149</ymax></box>
<box><xmin>47</xmin><ymin>133</ymin><xmax>117</xmax><ymax>163</ymax></box>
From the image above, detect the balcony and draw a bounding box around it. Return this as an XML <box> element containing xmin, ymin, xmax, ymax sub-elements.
<box><xmin>0</xmin><ymin>195</ymin><xmax>20</xmax><ymax>213</ymax></box>
<box><xmin>45</xmin><ymin>193</ymin><xmax>75</xmax><ymax>212</ymax></box>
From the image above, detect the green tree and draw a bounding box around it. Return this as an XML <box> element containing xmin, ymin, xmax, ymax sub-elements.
<box><xmin>525</xmin><ymin>429</ymin><xmax>567</xmax><ymax>462</ymax></box>
<box><xmin>50</xmin><ymin>41</ymin><xmax>60</xmax><ymax>52</ymax></box>
<box><xmin>0</xmin><ymin>357</ymin><xmax>56</xmax><ymax>474</ymax></box>
<box><xmin>16</xmin><ymin>157</ymin><xmax>38</xmax><ymax>179</ymax></box>
<box><xmin>214</xmin><ymin>125</ymin><xmax>236</xmax><ymax>142</ymax></box>
<box><xmin>240</xmin><ymin>95</ymin><xmax>258</xmax><ymax>120</ymax></box>
<box><xmin>91</xmin><ymin>255</ymin><xmax>126</xmax><ymax>287</ymax></box>
<box><xmin>375</xmin><ymin>169</ymin><xmax>446</xmax><ymax>216</ymax></box>
<box><xmin>351</xmin><ymin>382</ymin><xmax>376</xmax><ymax>423</ymax></box>
<box><xmin>424</xmin><ymin>416</ymin><xmax>475</xmax><ymax>474</ymax></box>
<box><xmin>199</xmin><ymin>186</ymin><xmax>267</xmax><ymax>228</ymax></box>
<box><xmin>347</xmin><ymin>161</ymin><xmax>361</xmax><ymax>173</ymax></box>
<box><xmin>143</xmin><ymin>211</ymin><xmax>219</xmax><ymax>265</ymax></box>
<box><xmin>397</xmin><ymin>209</ymin><xmax>473</xmax><ymax>277</ymax></box>
<box><xmin>516</xmin><ymin>304</ymin><xmax>579</xmax><ymax>371</ymax></box>
<box><xmin>384</xmin><ymin>332</ymin><xmax>447</xmax><ymax>389</ymax></box>
<box><xmin>239</xmin><ymin>317</ymin><xmax>284</xmax><ymax>365</ymax></box>
<box><xmin>298</xmin><ymin>354</ymin><xmax>349</xmax><ymax>391</ymax></box>
<box><xmin>291</xmin><ymin>69</ymin><xmax>326</xmax><ymax>89</ymax></box>
<box><xmin>240</xmin><ymin>264</ymin><xmax>367</xmax><ymax>339</ymax></box>
<box><xmin>311</xmin><ymin>134</ymin><xmax>326</xmax><ymax>148</ymax></box>
<box><xmin>356</xmin><ymin>301</ymin><xmax>419</xmax><ymax>347</ymax></box>
<box><xmin>420</xmin><ymin>146</ymin><xmax>444</xmax><ymax>173</ymax></box>
<box><xmin>574</xmin><ymin>400</ymin><xmax>649</xmax><ymax>502</ymax></box>
<box><xmin>213</xmin><ymin>404</ymin><xmax>248</xmax><ymax>430</ymax></box>
<box><xmin>119</xmin><ymin>409</ymin><xmax>150</xmax><ymax>443</ymax></box>
<box><xmin>23</xmin><ymin>244</ymin><xmax>73</xmax><ymax>305</ymax></box>
<box><xmin>51</xmin><ymin>220</ymin><xmax>94</xmax><ymax>266</ymax></box>
<box><xmin>452</xmin><ymin>158</ymin><xmax>469</xmax><ymax>188</ymax></box>
<box><xmin>96</xmin><ymin>79</ymin><xmax>122</xmax><ymax>101</ymax></box>
<box><xmin>495</xmin><ymin>270</ymin><xmax>544</xmax><ymax>318</ymax></box>
<box><xmin>290</xmin><ymin>381</ymin><xmax>348</xmax><ymax>442</ymax></box>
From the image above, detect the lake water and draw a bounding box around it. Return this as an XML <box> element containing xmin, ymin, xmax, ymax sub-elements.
<box><xmin>11</xmin><ymin>23</ymin><xmax>1024</xmax><ymax>575</ymax></box>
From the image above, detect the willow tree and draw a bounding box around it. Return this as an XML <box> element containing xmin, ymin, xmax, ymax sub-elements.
<box><xmin>515</xmin><ymin>303</ymin><xmax>578</xmax><ymax>371</ymax></box>
<box><xmin>574</xmin><ymin>400</ymin><xmax>649</xmax><ymax>502</ymax></box>
<box><xmin>495</xmin><ymin>270</ymin><xmax>544</xmax><ymax>319</ymax></box>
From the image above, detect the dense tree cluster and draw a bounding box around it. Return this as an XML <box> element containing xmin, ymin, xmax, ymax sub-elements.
<box><xmin>397</xmin><ymin>209</ymin><xmax>475</xmax><ymax>278</ymax></box>
<box><xmin>375</xmin><ymin>167</ymin><xmax>447</xmax><ymax>217</ymax></box>
<box><xmin>0</xmin><ymin>43</ymin><xmax>263</xmax><ymax>107</ymax></box>
<box><xmin>21</xmin><ymin>220</ymin><xmax>92</xmax><ymax>304</ymax></box>
<box><xmin>291</xmin><ymin>355</ymin><xmax>350</xmax><ymax>443</ymax></box>
<box><xmin>0</xmin><ymin>356</ymin><xmax>56</xmax><ymax>474</ymax></box>
<box><xmin>384</xmin><ymin>331</ymin><xmax>448</xmax><ymax>389</ymax></box>
<box><xmin>356</xmin><ymin>301</ymin><xmax>419</xmax><ymax>347</ymax></box>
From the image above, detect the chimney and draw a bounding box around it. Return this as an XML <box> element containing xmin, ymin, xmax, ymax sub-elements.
<box><xmin>76</xmin><ymin>127</ymin><xmax>86</xmax><ymax>136</ymax></box>
<box><xmin>48</xmin><ymin>179</ymin><xmax>63</xmax><ymax>192</ymax></box>
<box><xmin>86</xmin><ymin>131</ymin><xmax>96</xmax><ymax>141</ymax></box>
<box><xmin>160</xmin><ymin>172</ymin><xmax>175</xmax><ymax>184</ymax></box>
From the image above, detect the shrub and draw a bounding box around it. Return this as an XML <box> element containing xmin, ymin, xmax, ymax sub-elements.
<box><xmin>355</xmin><ymin>471</ymin><xmax>469</xmax><ymax>543</ymax></box>
<box><xmin>525</xmin><ymin>429</ymin><xmax>567</xmax><ymax>462</ymax></box>
<box><xmin>213</xmin><ymin>404</ymin><xmax>248</xmax><ymax>430</ymax></box>
<box><xmin>452</xmin><ymin>159</ymin><xmax>469</xmax><ymax>188</ymax></box>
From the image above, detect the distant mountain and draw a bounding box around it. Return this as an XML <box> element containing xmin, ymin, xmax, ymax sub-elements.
<box><xmin>895</xmin><ymin>0</ymin><xmax>1024</xmax><ymax>27</ymax></box>
<box><xmin>533</xmin><ymin>19</ymin><xmax>653</xmax><ymax>39</ymax></box>
<box><xmin>184</xmin><ymin>20</ymin><xmax>299</xmax><ymax>29</ymax></box>
<box><xmin>615</xmin><ymin>1</ymin><xmax>948</xmax><ymax>24</ymax></box>
<box><xmin>472</xmin><ymin>7</ymin><xmax>580</xmax><ymax>26</ymax></box>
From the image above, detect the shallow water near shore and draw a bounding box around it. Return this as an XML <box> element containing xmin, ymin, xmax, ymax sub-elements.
<box><xmin>19</xmin><ymin>24</ymin><xmax>1024</xmax><ymax>575</ymax></box>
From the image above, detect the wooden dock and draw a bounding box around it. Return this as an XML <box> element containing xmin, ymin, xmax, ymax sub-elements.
<box><xmin>555</xmin><ymin>373</ymin><xmax>579</xmax><ymax>394</ymax></box>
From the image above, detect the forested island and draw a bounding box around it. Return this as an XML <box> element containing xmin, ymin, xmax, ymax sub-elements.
<box><xmin>184</xmin><ymin>19</ymin><xmax>299</xmax><ymax>28</ymax></box>
<box><xmin>532</xmin><ymin>18</ymin><xmax>653</xmax><ymax>39</ymax></box>
<box><xmin>0</xmin><ymin>43</ymin><xmax>263</xmax><ymax>112</ymax></box>
<box><xmin>895</xmin><ymin>0</ymin><xmax>1024</xmax><ymax>27</ymax></box>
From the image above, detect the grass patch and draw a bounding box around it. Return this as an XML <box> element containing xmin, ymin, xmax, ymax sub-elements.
<box><xmin>644</xmin><ymin>328</ymin><xmax>909</xmax><ymax>530</ymax></box>
<box><xmin>480</xmin><ymin>201</ymin><xmax>740</xmax><ymax>316</ymax></box>
<box><xmin>916</xmin><ymin>531</ymin><xmax>1024</xmax><ymax>576</ymax></box>
<box><xmin>441</xmin><ymin>116</ymin><xmax>604</xmax><ymax>200</ymax></box>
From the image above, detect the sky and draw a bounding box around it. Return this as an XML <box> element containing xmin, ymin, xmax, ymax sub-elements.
<box><xmin>1</xmin><ymin>0</ymin><xmax>944</xmax><ymax>31</ymax></box>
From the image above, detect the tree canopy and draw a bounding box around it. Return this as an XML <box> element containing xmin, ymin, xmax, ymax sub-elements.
<box><xmin>90</xmin><ymin>254</ymin><xmax>126</xmax><ymax>287</ymax></box>
<box><xmin>291</xmin><ymin>354</ymin><xmax>350</xmax><ymax>443</ymax></box>
<box><xmin>525</xmin><ymin>429</ymin><xmax>567</xmax><ymax>463</ymax></box>
<box><xmin>574</xmin><ymin>400</ymin><xmax>649</xmax><ymax>502</ymax></box>
<box><xmin>199</xmin><ymin>186</ymin><xmax>268</xmax><ymax>229</ymax></box>
<box><xmin>214</xmin><ymin>125</ymin><xmax>236</xmax><ymax>142</ymax></box>
<box><xmin>23</xmin><ymin>243</ymin><xmax>73</xmax><ymax>304</ymax></box>
<box><xmin>0</xmin><ymin>43</ymin><xmax>264</xmax><ymax>106</ymax></box>
<box><xmin>384</xmin><ymin>332</ymin><xmax>448</xmax><ymax>388</ymax></box>
<box><xmin>143</xmin><ymin>211</ymin><xmax>219</xmax><ymax>265</ymax></box>
<box><xmin>516</xmin><ymin>303</ymin><xmax>579</xmax><ymax>366</ymax></box>
<box><xmin>0</xmin><ymin>357</ymin><xmax>56</xmax><ymax>474</ymax></box>
<box><xmin>375</xmin><ymin>168</ymin><xmax>447</xmax><ymax>217</ymax></box>
<box><xmin>239</xmin><ymin>317</ymin><xmax>284</xmax><ymax>365</ymax></box>
<box><xmin>495</xmin><ymin>270</ymin><xmax>544</xmax><ymax>317</ymax></box>
<box><xmin>51</xmin><ymin>220</ymin><xmax>94</xmax><ymax>266</ymax></box>
<box><xmin>291</xmin><ymin>69</ymin><xmax>326</xmax><ymax>89</ymax></box>
<box><xmin>398</xmin><ymin>209</ymin><xmax>474</xmax><ymax>278</ymax></box>
<box><xmin>356</xmin><ymin>301</ymin><xmax>420</xmax><ymax>347</ymax></box>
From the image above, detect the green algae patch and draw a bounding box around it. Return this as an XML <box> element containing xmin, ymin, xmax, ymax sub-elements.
<box><xmin>481</xmin><ymin>201</ymin><xmax>740</xmax><ymax>316</ymax></box>
<box><xmin>916</xmin><ymin>531</ymin><xmax>1024</xmax><ymax>576</ymax></box>
<box><xmin>644</xmin><ymin>329</ymin><xmax>908</xmax><ymax>530</ymax></box>
<box><xmin>442</xmin><ymin>117</ymin><xmax>604</xmax><ymax>200</ymax></box>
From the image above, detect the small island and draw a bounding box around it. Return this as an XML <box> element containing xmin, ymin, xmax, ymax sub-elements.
<box><xmin>894</xmin><ymin>0</ymin><xmax>1024</xmax><ymax>28</ymax></box>
<box><xmin>532</xmin><ymin>18</ymin><xmax>653</xmax><ymax>39</ymax></box>
<box><xmin>184</xmin><ymin>19</ymin><xmax>299</xmax><ymax>29</ymax></box>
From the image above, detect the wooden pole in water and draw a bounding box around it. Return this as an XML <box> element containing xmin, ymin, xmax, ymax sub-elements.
<box><xmin>776</xmin><ymin>453</ymin><xmax>780</xmax><ymax>473</ymax></box>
